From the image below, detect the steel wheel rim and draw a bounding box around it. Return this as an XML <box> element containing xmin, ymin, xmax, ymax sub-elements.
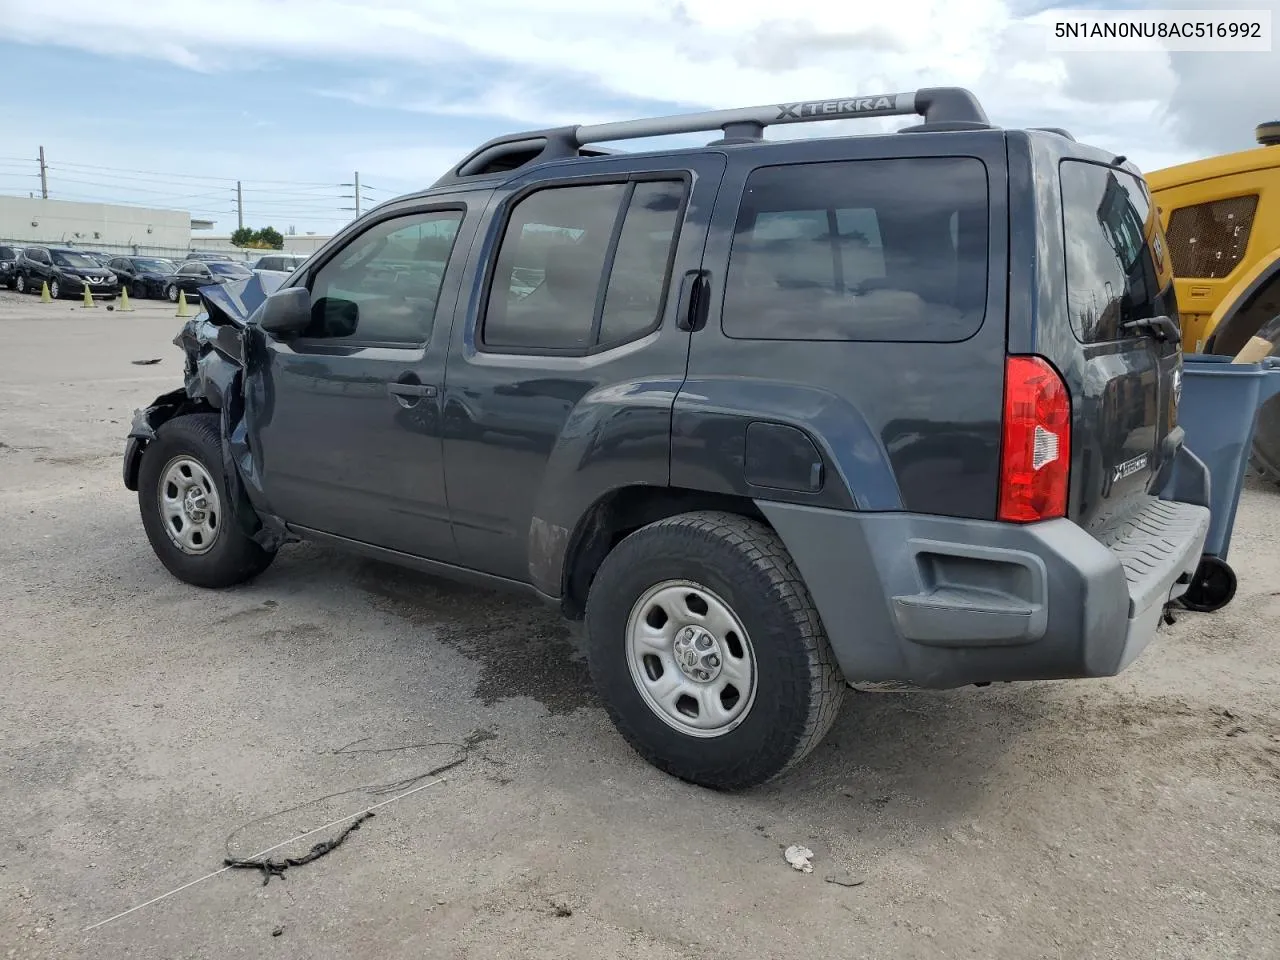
<box><xmin>624</xmin><ymin>579</ymin><xmax>758</xmax><ymax>738</ymax></box>
<box><xmin>157</xmin><ymin>456</ymin><xmax>221</xmax><ymax>556</ymax></box>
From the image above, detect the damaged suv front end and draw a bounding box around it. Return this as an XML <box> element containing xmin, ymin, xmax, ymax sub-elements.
<box><xmin>123</xmin><ymin>272</ymin><xmax>293</xmax><ymax>552</ymax></box>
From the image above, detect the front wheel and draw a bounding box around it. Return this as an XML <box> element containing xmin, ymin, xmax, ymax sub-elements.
<box><xmin>49</xmin><ymin>279</ymin><xmax>61</xmax><ymax>300</ymax></box>
<box><xmin>137</xmin><ymin>413</ymin><xmax>276</xmax><ymax>588</ymax></box>
<box><xmin>585</xmin><ymin>511</ymin><xmax>845</xmax><ymax>791</ymax></box>
<box><xmin>15</xmin><ymin>274</ymin><xmax>27</xmax><ymax>294</ymax></box>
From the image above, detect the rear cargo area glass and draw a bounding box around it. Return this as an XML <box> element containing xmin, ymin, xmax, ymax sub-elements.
<box><xmin>722</xmin><ymin>157</ymin><xmax>989</xmax><ymax>343</ymax></box>
<box><xmin>1060</xmin><ymin>160</ymin><xmax>1176</xmax><ymax>343</ymax></box>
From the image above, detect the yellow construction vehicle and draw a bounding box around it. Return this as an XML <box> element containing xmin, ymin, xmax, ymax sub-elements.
<box><xmin>1148</xmin><ymin>121</ymin><xmax>1280</xmax><ymax>486</ymax></box>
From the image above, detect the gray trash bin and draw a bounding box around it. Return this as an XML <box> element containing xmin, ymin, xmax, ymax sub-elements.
<box><xmin>1176</xmin><ymin>353</ymin><xmax>1280</xmax><ymax>611</ymax></box>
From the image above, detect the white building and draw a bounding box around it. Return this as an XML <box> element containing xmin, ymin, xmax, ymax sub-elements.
<box><xmin>0</xmin><ymin>196</ymin><xmax>196</xmax><ymax>256</ymax></box>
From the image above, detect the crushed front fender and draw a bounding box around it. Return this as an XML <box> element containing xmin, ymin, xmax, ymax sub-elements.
<box><xmin>123</xmin><ymin>272</ymin><xmax>292</xmax><ymax>551</ymax></box>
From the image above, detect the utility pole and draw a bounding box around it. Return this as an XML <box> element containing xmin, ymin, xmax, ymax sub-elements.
<box><xmin>236</xmin><ymin>181</ymin><xmax>244</xmax><ymax>231</ymax></box>
<box><xmin>38</xmin><ymin>146</ymin><xmax>48</xmax><ymax>199</ymax></box>
<box><xmin>354</xmin><ymin>171</ymin><xmax>361</xmax><ymax>218</ymax></box>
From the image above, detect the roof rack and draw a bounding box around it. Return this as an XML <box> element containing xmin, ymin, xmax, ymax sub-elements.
<box><xmin>433</xmin><ymin>86</ymin><xmax>991</xmax><ymax>186</ymax></box>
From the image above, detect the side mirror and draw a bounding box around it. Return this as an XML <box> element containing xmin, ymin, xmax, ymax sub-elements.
<box><xmin>258</xmin><ymin>286</ymin><xmax>312</xmax><ymax>337</ymax></box>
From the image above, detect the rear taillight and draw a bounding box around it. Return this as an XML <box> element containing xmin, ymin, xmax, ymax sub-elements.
<box><xmin>997</xmin><ymin>355</ymin><xmax>1071</xmax><ymax>523</ymax></box>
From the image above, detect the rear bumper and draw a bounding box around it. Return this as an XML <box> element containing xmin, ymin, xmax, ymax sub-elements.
<box><xmin>757</xmin><ymin>461</ymin><xmax>1211</xmax><ymax>689</ymax></box>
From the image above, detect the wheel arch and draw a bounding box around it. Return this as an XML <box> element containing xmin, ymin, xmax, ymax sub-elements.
<box><xmin>1203</xmin><ymin>246</ymin><xmax>1280</xmax><ymax>356</ymax></box>
<box><xmin>124</xmin><ymin>390</ymin><xmax>218</xmax><ymax>491</ymax></box>
<box><xmin>556</xmin><ymin>485</ymin><xmax>771</xmax><ymax>620</ymax></box>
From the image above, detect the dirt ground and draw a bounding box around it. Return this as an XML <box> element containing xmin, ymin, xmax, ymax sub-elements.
<box><xmin>2</xmin><ymin>291</ymin><xmax>1279</xmax><ymax>960</ymax></box>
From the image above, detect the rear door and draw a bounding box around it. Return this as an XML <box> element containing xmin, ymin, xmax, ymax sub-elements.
<box><xmin>1056</xmin><ymin>158</ymin><xmax>1180</xmax><ymax>533</ymax></box>
<box><xmin>441</xmin><ymin>153</ymin><xmax>726</xmax><ymax>582</ymax></box>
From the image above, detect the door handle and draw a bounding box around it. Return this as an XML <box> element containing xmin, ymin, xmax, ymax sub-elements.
<box><xmin>675</xmin><ymin>269</ymin><xmax>711</xmax><ymax>332</ymax></box>
<box><xmin>387</xmin><ymin>382</ymin><xmax>438</xmax><ymax>399</ymax></box>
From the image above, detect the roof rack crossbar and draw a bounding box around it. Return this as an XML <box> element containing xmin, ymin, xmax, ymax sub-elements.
<box><xmin>573</xmin><ymin>87</ymin><xmax>988</xmax><ymax>146</ymax></box>
<box><xmin>437</xmin><ymin>87</ymin><xmax>989</xmax><ymax>185</ymax></box>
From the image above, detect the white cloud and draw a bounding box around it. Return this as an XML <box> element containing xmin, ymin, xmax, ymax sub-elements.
<box><xmin>2</xmin><ymin>0</ymin><xmax>1277</xmax><ymax>175</ymax></box>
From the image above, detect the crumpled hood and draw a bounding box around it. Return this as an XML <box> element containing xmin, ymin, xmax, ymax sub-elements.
<box><xmin>195</xmin><ymin>271</ymin><xmax>288</xmax><ymax>328</ymax></box>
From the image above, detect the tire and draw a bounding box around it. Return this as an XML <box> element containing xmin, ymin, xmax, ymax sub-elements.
<box><xmin>584</xmin><ymin>510</ymin><xmax>845</xmax><ymax>791</ymax></box>
<box><xmin>166</xmin><ymin>284</ymin><xmax>178</xmax><ymax>303</ymax></box>
<box><xmin>49</xmin><ymin>279</ymin><xmax>61</xmax><ymax>300</ymax></box>
<box><xmin>1249</xmin><ymin>318</ymin><xmax>1280</xmax><ymax>489</ymax></box>
<box><xmin>15</xmin><ymin>273</ymin><xmax>27</xmax><ymax>295</ymax></box>
<box><xmin>137</xmin><ymin>413</ymin><xmax>276</xmax><ymax>589</ymax></box>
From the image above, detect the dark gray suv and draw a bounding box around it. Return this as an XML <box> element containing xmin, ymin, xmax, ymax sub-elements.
<box><xmin>122</xmin><ymin>88</ymin><xmax>1211</xmax><ymax>790</ymax></box>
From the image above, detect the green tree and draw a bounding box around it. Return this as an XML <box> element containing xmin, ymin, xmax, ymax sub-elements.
<box><xmin>257</xmin><ymin>226</ymin><xmax>284</xmax><ymax>250</ymax></box>
<box><xmin>230</xmin><ymin>226</ymin><xmax>255</xmax><ymax>247</ymax></box>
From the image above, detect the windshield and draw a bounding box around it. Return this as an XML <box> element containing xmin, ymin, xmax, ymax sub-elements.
<box><xmin>135</xmin><ymin>259</ymin><xmax>175</xmax><ymax>274</ymax></box>
<box><xmin>210</xmin><ymin>262</ymin><xmax>251</xmax><ymax>277</ymax></box>
<box><xmin>51</xmin><ymin>252</ymin><xmax>99</xmax><ymax>269</ymax></box>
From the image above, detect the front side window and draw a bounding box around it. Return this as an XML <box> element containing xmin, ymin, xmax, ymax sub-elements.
<box><xmin>722</xmin><ymin>157</ymin><xmax>990</xmax><ymax>342</ymax></box>
<box><xmin>304</xmin><ymin>209</ymin><xmax>464</xmax><ymax>344</ymax></box>
<box><xmin>482</xmin><ymin>178</ymin><xmax>687</xmax><ymax>352</ymax></box>
<box><xmin>1061</xmin><ymin>159</ymin><xmax>1175</xmax><ymax>343</ymax></box>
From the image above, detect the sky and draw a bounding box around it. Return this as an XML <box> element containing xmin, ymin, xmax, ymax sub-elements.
<box><xmin>0</xmin><ymin>0</ymin><xmax>1276</xmax><ymax>236</ymax></box>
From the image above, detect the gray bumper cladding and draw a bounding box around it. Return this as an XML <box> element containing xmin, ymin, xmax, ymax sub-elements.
<box><xmin>758</xmin><ymin>497</ymin><xmax>1209</xmax><ymax>690</ymax></box>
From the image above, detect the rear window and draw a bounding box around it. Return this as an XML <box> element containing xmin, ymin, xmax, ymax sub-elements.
<box><xmin>723</xmin><ymin>157</ymin><xmax>990</xmax><ymax>342</ymax></box>
<box><xmin>1060</xmin><ymin>159</ymin><xmax>1176</xmax><ymax>343</ymax></box>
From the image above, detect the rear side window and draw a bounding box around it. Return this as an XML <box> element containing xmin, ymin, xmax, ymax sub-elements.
<box><xmin>1060</xmin><ymin>159</ymin><xmax>1175</xmax><ymax>343</ymax></box>
<box><xmin>0</xmin><ymin>246</ymin><xmax>13</xmax><ymax>259</ymax></box>
<box><xmin>722</xmin><ymin>157</ymin><xmax>990</xmax><ymax>342</ymax></box>
<box><xmin>482</xmin><ymin>178</ymin><xmax>687</xmax><ymax>352</ymax></box>
<box><xmin>1165</xmin><ymin>195</ymin><xmax>1258</xmax><ymax>279</ymax></box>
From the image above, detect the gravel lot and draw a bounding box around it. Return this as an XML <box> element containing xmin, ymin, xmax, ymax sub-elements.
<box><xmin>3</xmin><ymin>289</ymin><xmax>1280</xmax><ymax>959</ymax></box>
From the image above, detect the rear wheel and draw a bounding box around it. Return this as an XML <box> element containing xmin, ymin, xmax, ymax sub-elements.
<box><xmin>15</xmin><ymin>273</ymin><xmax>27</xmax><ymax>294</ymax></box>
<box><xmin>166</xmin><ymin>284</ymin><xmax>178</xmax><ymax>303</ymax></box>
<box><xmin>584</xmin><ymin>511</ymin><xmax>845</xmax><ymax>791</ymax></box>
<box><xmin>137</xmin><ymin>413</ymin><xmax>276</xmax><ymax>588</ymax></box>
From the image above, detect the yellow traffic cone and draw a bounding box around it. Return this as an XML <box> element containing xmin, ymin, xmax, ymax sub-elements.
<box><xmin>119</xmin><ymin>286</ymin><xmax>134</xmax><ymax>312</ymax></box>
<box><xmin>176</xmin><ymin>289</ymin><xmax>192</xmax><ymax>318</ymax></box>
<box><xmin>40</xmin><ymin>281</ymin><xmax>51</xmax><ymax>303</ymax></box>
<box><xmin>81</xmin><ymin>283</ymin><xmax>95</xmax><ymax>308</ymax></box>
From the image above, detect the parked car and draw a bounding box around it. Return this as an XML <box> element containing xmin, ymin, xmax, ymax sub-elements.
<box><xmin>185</xmin><ymin>251</ymin><xmax>246</xmax><ymax>263</ymax></box>
<box><xmin>108</xmin><ymin>256</ymin><xmax>177</xmax><ymax>299</ymax></box>
<box><xmin>0</xmin><ymin>244</ymin><xmax>23</xmax><ymax>289</ymax></box>
<box><xmin>122</xmin><ymin>88</ymin><xmax>1210</xmax><ymax>791</ymax></box>
<box><xmin>251</xmin><ymin>253</ymin><xmax>307</xmax><ymax>273</ymax></box>
<box><xmin>162</xmin><ymin>259</ymin><xmax>252</xmax><ymax>303</ymax></box>
<box><xmin>15</xmin><ymin>245</ymin><xmax>118</xmax><ymax>300</ymax></box>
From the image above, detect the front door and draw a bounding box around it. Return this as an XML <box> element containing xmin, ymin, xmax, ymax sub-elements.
<box><xmin>251</xmin><ymin>202</ymin><xmax>475</xmax><ymax>562</ymax></box>
<box><xmin>442</xmin><ymin>154</ymin><xmax>727</xmax><ymax>583</ymax></box>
